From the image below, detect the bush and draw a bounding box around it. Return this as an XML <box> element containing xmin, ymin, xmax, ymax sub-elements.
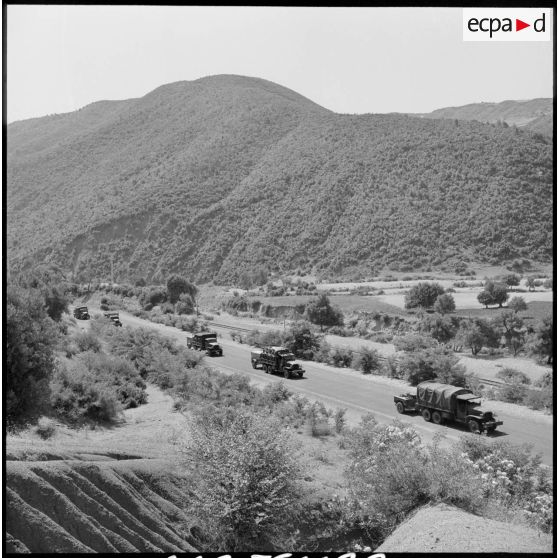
<box><xmin>353</xmin><ymin>347</ymin><xmax>381</xmax><ymax>374</ymax></box>
<box><xmin>6</xmin><ymin>284</ymin><xmax>59</xmax><ymax>425</ymax></box>
<box><xmin>34</xmin><ymin>417</ymin><xmax>57</xmax><ymax>440</ymax></box>
<box><xmin>524</xmin><ymin>388</ymin><xmax>553</xmax><ymax>413</ymax></box>
<box><xmin>283</xmin><ymin>323</ymin><xmax>321</xmax><ymax>359</ymax></box>
<box><xmin>393</xmin><ymin>333</ymin><xmax>437</xmax><ymax>352</ymax></box>
<box><xmin>329</xmin><ymin>347</ymin><xmax>354</xmax><ymax>368</ymax></box>
<box><xmin>184</xmin><ymin>407</ymin><xmax>304</xmax><ymax>551</ymax></box>
<box><xmin>74</xmin><ymin>331</ymin><xmax>102</xmax><ymax>353</ymax></box>
<box><xmin>306</xmin><ymin>401</ymin><xmax>332</xmax><ymax>437</ymax></box>
<box><xmin>496</xmin><ymin>367</ymin><xmax>531</xmax><ymax>385</ymax></box>
<box><xmin>399</xmin><ymin>347</ymin><xmax>467</xmax><ymax>386</ymax></box>
<box><xmin>50</xmin><ymin>359</ymin><xmax>122</xmax><ymax>423</ymax></box>
<box><xmin>498</xmin><ymin>383</ymin><xmax>527</xmax><ymax>404</ymax></box>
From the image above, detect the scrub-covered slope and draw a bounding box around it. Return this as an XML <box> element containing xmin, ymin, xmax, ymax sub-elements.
<box><xmin>7</xmin><ymin>75</ymin><xmax>553</xmax><ymax>282</ymax></box>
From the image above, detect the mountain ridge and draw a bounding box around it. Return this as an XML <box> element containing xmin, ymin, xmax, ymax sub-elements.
<box><xmin>7</xmin><ymin>75</ymin><xmax>553</xmax><ymax>283</ymax></box>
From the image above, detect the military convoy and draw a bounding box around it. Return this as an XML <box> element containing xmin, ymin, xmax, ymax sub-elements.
<box><xmin>394</xmin><ymin>381</ymin><xmax>503</xmax><ymax>434</ymax></box>
<box><xmin>73</xmin><ymin>306</ymin><xmax>90</xmax><ymax>320</ymax></box>
<box><xmin>251</xmin><ymin>346</ymin><xmax>305</xmax><ymax>379</ymax></box>
<box><xmin>187</xmin><ymin>332</ymin><xmax>223</xmax><ymax>356</ymax></box>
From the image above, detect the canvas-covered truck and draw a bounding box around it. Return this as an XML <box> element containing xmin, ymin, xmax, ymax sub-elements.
<box><xmin>104</xmin><ymin>311</ymin><xmax>122</xmax><ymax>327</ymax></box>
<box><xmin>394</xmin><ymin>381</ymin><xmax>503</xmax><ymax>434</ymax></box>
<box><xmin>251</xmin><ymin>346</ymin><xmax>305</xmax><ymax>379</ymax></box>
<box><xmin>187</xmin><ymin>332</ymin><xmax>223</xmax><ymax>356</ymax></box>
<box><xmin>73</xmin><ymin>306</ymin><xmax>90</xmax><ymax>320</ymax></box>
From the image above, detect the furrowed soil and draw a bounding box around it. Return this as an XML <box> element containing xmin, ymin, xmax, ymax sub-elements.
<box><xmin>5</xmin><ymin>386</ymin><xmax>198</xmax><ymax>554</ymax></box>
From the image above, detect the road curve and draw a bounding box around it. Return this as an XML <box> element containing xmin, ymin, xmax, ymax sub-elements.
<box><xmin>112</xmin><ymin>310</ymin><xmax>554</xmax><ymax>465</ymax></box>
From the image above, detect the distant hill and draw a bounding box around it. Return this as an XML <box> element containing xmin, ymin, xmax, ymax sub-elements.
<box><xmin>7</xmin><ymin>76</ymin><xmax>553</xmax><ymax>284</ymax></box>
<box><xmin>412</xmin><ymin>98</ymin><xmax>553</xmax><ymax>136</ymax></box>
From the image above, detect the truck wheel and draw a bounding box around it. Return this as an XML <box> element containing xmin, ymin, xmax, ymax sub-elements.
<box><xmin>251</xmin><ymin>360</ymin><xmax>258</xmax><ymax>369</ymax></box>
<box><xmin>422</xmin><ymin>409</ymin><xmax>432</xmax><ymax>422</ymax></box>
<box><xmin>396</xmin><ymin>402</ymin><xmax>405</xmax><ymax>414</ymax></box>
<box><xmin>431</xmin><ymin>411</ymin><xmax>443</xmax><ymax>425</ymax></box>
<box><xmin>468</xmin><ymin>420</ymin><xmax>481</xmax><ymax>434</ymax></box>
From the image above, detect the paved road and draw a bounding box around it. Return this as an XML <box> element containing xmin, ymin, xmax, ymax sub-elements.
<box><xmin>89</xmin><ymin>308</ymin><xmax>554</xmax><ymax>466</ymax></box>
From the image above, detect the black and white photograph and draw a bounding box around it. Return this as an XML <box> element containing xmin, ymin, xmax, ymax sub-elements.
<box><xmin>5</xmin><ymin>5</ymin><xmax>554</xmax><ymax>554</ymax></box>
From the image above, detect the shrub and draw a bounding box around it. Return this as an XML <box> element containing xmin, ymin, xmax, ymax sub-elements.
<box><xmin>176</xmin><ymin>293</ymin><xmax>195</xmax><ymax>315</ymax></box>
<box><xmin>329</xmin><ymin>346</ymin><xmax>354</xmax><ymax>368</ymax></box>
<box><xmin>399</xmin><ymin>347</ymin><xmax>467</xmax><ymax>386</ymax></box>
<box><xmin>183</xmin><ymin>407</ymin><xmax>304</xmax><ymax>551</ymax></box>
<box><xmin>34</xmin><ymin>417</ymin><xmax>57</xmax><ymax>440</ymax></box>
<box><xmin>433</xmin><ymin>293</ymin><xmax>456</xmax><ymax>315</ymax></box>
<box><xmin>353</xmin><ymin>347</ymin><xmax>381</xmax><ymax>374</ymax></box>
<box><xmin>74</xmin><ymin>331</ymin><xmax>102</xmax><ymax>353</ymax></box>
<box><xmin>334</xmin><ymin>408</ymin><xmax>347</xmax><ymax>433</ymax></box>
<box><xmin>6</xmin><ymin>284</ymin><xmax>58</xmax><ymax>425</ymax></box>
<box><xmin>143</xmin><ymin>302</ymin><xmax>154</xmax><ymax>311</ymax></box>
<box><xmin>50</xmin><ymin>359</ymin><xmax>122</xmax><ymax>423</ymax></box>
<box><xmin>306</xmin><ymin>402</ymin><xmax>332</xmax><ymax>437</ymax></box>
<box><xmin>283</xmin><ymin>323</ymin><xmax>321</xmax><ymax>359</ymax></box>
<box><xmin>524</xmin><ymin>388</ymin><xmax>553</xmax><ymax>413</ymax></box>
<box><xmin>496</xmin><ymin>367</ymin><xmax>531</xmax><ymax>385</ymax></box>
<box><xmin>498</xmin><ymin>383</ymin><xmax>527</xmax><ymax>404</ymax></box>
<box><xmin>393</xmin><ymin>333</ymin><xmax>437</xmax><ymax>352</ymax></box>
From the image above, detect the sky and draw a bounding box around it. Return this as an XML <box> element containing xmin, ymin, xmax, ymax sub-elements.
<box><xmin>7</xmin><ymin>6</ymin><xmax>554</xmax><ymax>123</ymax></box>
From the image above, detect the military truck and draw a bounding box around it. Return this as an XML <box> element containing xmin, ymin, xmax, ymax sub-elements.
<box><xmin>187</xmin><ymin>332</ymin><xmax>223</xmax><ymax>356</ymax></box>
<box><xmin>394</xmin><ymin>381</ymin><xmax>503</xmax><ymax>434</ymax></box>
<box><xmin>104</xmin><ymin>311</ymin><xmax>122</xmax><ymax>327</ymax></box>
<box><xmin>73</xmin><ymin>306</ymin><xmax>90</xmax><ymax>320</ymax></box>
<box><xmin>251</xmin><ymin>346</ymin><xmax>305</xmax><ymax>379</ymax></box>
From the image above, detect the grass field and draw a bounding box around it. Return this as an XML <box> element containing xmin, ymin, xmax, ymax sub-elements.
<box><xmin>249</xmin><ymin>294</ymin><xmax>408</xmax><ymax>315</ymax></box>
<box><xmin>455</xmin><ymin>301</ymin><xmax>553</xmax><ymax>323</ymax></box>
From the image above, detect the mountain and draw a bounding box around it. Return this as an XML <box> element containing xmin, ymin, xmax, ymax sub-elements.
<box><xmin>412</xmin><ymin>98</ymin><xmax>553</xmax><ymax>136</ymax></box>
<box><xmin>7</xmin><ymin>76</ymin><xmax>553</xmax><ymax>283</ymax></box>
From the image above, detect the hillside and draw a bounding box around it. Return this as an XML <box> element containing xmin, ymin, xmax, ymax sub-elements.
<box><xmin>414</xmin><ymin>98</ymin><xmax>553</xmax><ymax>136</ymax></box>
<box><xmin>7</xmin><ymin>75</ymin><xmax>553</xmax><ymax>283</ymax></box>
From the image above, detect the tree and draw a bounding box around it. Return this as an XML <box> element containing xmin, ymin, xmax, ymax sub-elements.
<box><xmin>477</xmin><ymin>290</ymin><xmax>493</xmax><ymax>309</ymax></box>
<box><xmin>419</xmin><ymin>313</ymin><xmax>457</xmax><ymax>343</ymax></box>
<box><xmin>398</xmin><ymin>346</ymin><xmax>467</xmax><ymax>386</ymax></box>
<box><xmin>166</xmin><ymin>275</ymin><xmax>198</xmax><ymax>304</ymax></box>
<box><xmin>508</xmin><ymin>296</ymin><xmax>527</xmax><ymax>314</ymax></box>
<box><xmin>404</xmin><ymin>282</ymin><xmax>445</xmax><ymax>310</ymax></box>
<box><xmin>433</xmin><ymin>293</ymin><xmax>456</xmax><ymax>315</ymax></box>
<box><xmin>455</xmin><ymin>318</ymin><xmax>500</xmax><ymax>356</ymax></box>
<box><xmin>19</xmin><ymin>266</ymin><xmax>70</xmax><ymax>321</ymax></box>
<box><xmin>184</xmin><ymin>408</ymin><xmax>303</xmax><ymax>551</ymax></box>
<box><xmin>496</xmin><ymin>311</ymin><xmax>526</xmax><ymax>356</ymax></box>
<box><xmin>283</xmin><ymin>324</ymin><xmax>321</xmax><ymax>359</ymax></box>
<box><xmin>304</xmin><ymin>294</ymin><xmax>343</xmax><ymax>331</ymax></box>
<box><xmin>526</xmin><ymin>276</ymin><xmax>536</xmax><ymax>292</ymax></box>
<box><xmin>528</xmin><ymin>316</ymin><xmax>553</xmax><ymax>364</ymax></box>
<box><xmin>6</xmin><ymin>284</ymin><xmax>58</xmax><ymax>424</ymax></box>
<box><xmin>503</xmin><ymin>274</ymin><xmax>521</xmax><ymax>289</ymax></box>
<box><xmin>477</xmin><ymin>281</ymin><xmax>508</xmax><ymax>308</ymax></box>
